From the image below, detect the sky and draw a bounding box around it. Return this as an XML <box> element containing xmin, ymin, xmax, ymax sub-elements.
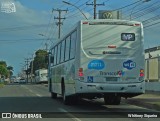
<box><xmin>0</xmin><ymin>0</ymin><xmax>160</xmax><ymax>75</ymax></box>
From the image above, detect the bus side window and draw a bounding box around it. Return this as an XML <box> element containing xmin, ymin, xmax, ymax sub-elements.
<box><xmin>70</xmin><ymin>31</ymin><xmax>77</xmax><ymax>59</ymax></box>
<box><xmin>57</xmin><ymin>43</ymin><xmax>61</xmax><ymax>64</ymax></box>
<box><xmin>61</xmin><ymin>40</ymin><xmax>65</xmax><ymax>63</ymax></box>
<box><xmin>54</xmin><ymin>46</ymin><xmax>57</xmax><ymax>65</ymax></box>
<box><xmin>65</xmin><ymin>36</ymin><xmax>71</xmax><ymax>61</ymax></box>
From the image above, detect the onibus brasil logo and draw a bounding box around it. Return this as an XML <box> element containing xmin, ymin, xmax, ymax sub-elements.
<box><xmin>1</xmin><ymin>1</ymin><xmax>16</xmax><ymax>13</ymax></box>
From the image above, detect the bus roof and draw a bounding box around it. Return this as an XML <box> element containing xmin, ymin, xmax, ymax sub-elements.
<box><xmin>49</xmin><ymin>19</ymin><xmax>142</xmax><ymax>50</ymax></box>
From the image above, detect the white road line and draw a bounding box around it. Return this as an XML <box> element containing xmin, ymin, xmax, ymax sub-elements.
<box><xmin>21</xmin><ymin>85</ymin><xmax>42</xmax><ymax>97</ymax></box>
<box><xmin>36</xmin><ymin>94</ymin><xmax>42</xmax><ymax>97</ymax></box>
<box><xmin>28</xmin><ymin>89</ymin><xmax>34</xmax><ymax>93</ymax></box>
<box><xmin>59</xmin><ymin>108</ymin><xmax>82</xmax><ymax>121</ymax></box>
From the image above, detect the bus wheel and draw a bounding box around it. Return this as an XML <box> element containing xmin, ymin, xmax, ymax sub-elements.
<box><xmin>104</xmin><ymin>95</ymin><xmax>114</xmax><ymax>105</ymax></box>
<box><xmin>51</xmin><ymin>92</ymin><xmax>57</xmax><ymax>99</ymax></box>
<box><xmin>104</xmin><ymin>95</ymin><xmax>121</xmax><ymax>105</ymax></box>
<box><xmin>113</xmin><ymin>96</ymin><xmax>121</xmax><ymax>105</ymax></box>
<box><xmin>62</xmin><ymin>84</ymin><xmax>71</xmax><ymax>105</ymax></box>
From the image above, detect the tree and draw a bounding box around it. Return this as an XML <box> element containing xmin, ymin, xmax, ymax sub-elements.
<box><xmin>7</xmin><ymin>66</ymin><xmax>14</xmax><ymax>78</ymax></box>
<box><xmin>0</xmin><ymin>61</ymin><xmax>14</xmax><ymax>79</ymax></box>
<box><xmin>0</xmin><ymin>61</ymin><xmax>7</xmax><ymax>67</ymax></box>
<box><xmin>0</xmin><ymin>65</ymin><xmax>8</xmax><ymax>77</ymax></box>
<box><xmin>32</xmin><ymin>49</ymin><xmax>48</xmax><ymax>73</ymax></box>
<box><xmin>7</xmin><ymin>66</ymin><xmax>13</xmax><ymax>71</ymax></box>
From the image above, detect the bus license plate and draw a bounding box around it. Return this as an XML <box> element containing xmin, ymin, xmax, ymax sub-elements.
<box><xmin>105</xmin><ymin>77</ymin><xmax>118</xmax><ymax>81</ymax></box>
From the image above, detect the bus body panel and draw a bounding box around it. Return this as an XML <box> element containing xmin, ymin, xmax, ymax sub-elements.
<box><xmin>49</xmin><ymin>24</ymin><xmax>81</xmax><ymax>96</ymax></box>
<box><xmin>75</xmin><ymin>20</ymin><xmax>145</xmax><ymax>97</ymax></box>
<box><xmin>50</xmin><ymin>60</ymin><xmax>76</xmax><ymax>95</ymax></box>
<box><xmin>49</xmin><ymin>19</ymin><xmax>145</xmax><ymax>99</ymax></box>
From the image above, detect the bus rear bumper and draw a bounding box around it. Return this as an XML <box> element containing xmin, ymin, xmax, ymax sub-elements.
<box><xmin>76</xmin><ymin>81</ymin><xmax>145</xmax><ymax>97</ymax></box>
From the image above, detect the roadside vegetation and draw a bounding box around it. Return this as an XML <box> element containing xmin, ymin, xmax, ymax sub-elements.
<box><xmin>0</xmin><ymin>82</ymin><xmax>4</xmax><ymax>88</ymax></box>
<box><xmin>0</xmin><ymin>61</ymin><xmax>13</xmax><ymax>85</ymax></box>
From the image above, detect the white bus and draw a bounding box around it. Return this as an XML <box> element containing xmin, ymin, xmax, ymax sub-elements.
<box><xmin>35</xmin><ymin>69</ymin><xmax>48</xmax><ymax>84</ymax></box>
<box><xmin>48</xmin><ymin>19</ymin><xmax>145</xmax><ymax>105</ymax></box>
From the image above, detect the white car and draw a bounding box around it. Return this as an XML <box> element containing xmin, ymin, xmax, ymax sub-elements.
<box><xmin>19</xmin><ymin>79</ymin><xmax>26</xmax><ymax>84</ymax></box>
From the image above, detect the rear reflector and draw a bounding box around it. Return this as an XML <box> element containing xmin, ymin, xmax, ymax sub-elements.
<box><xmin>134</xmin><ymin>24</ymin><xmax>140</xmax><ymax>26</ymax></box>
<box><xmin>83</xmin><ymin>22</ymin><xmax>88</xmax><ymax>24</ymax></box>
<box><xmin>108</xmin><ymin>45</ymin><xmax>116</xmax><ymax>48</ymax></box>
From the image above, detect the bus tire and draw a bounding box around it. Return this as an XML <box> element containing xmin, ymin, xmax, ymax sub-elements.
<box><xmin>113</xmin><ymin>96</ymin><xmax>121</xmax><ymax>105</ymax></box>
<box><xmin>51</xmin><ymin>92</ymin><xmax>57</xmax><ymax>99</ymax></box>
<box><xmin>104</xmin><ymin>95</ymin><xmax>114</xmax><ymax>105</ymax></box>
<box><xmin>62</xmin><ymin>87</ymin><xmax>71</xmax><ymax>105</ymax></box>
<box><xmin>49</xmin><ymin>79</ymin><xmax>52</xmax><ymax>92</ymax></box>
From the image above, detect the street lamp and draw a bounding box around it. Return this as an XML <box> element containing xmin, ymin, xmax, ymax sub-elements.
<box><xmin>38</xmin><ymin>33</ymin><xmax>54</xmax><ymax>44</ymax></box>
<box><xmin>38</xmin><ymin>33</ymin><xmax>45</xmax><ymax>36</ymax></box>
<box><xmin>62</xmin><ymin>1</ymin><xmax>88</xmax><ymax>20</ymax></box>
<box><xmin>38</xmin><ymin>33</ymin><xmax>49</xmax><ymax>51</ymax></box>
<box><xmin>130</xmin><ymin>0</ymin><xmax>151</xmax><ymax>20</ymax></box>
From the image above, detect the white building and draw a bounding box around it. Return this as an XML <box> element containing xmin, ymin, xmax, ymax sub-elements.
<box><xmin>145</xmin><ymin>46</ymin><xmax>160</xmax><ymax>82</ymax></box>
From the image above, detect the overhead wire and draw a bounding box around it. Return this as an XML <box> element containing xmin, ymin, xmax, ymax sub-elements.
<box><xmin>142</xmin><ymin>14</ymin><xmax>160</xmax><ymax>25</ymax></box>
<box><xmin>0</xmin><ymin>23</ymin><xmax>55</xmax><ymax>32</ymax></box>
<box><xmin>144</xmin><ymin>21</ymin><xmax>160</xmax><ymax>28</ymax></box>
<box><xmin>111</xmin><ymin>0</ymin><xmax>142</xmax><ymax>11</ymax></box>
<box><xmin>64</xmin><ymin>0</ymin><xmax>92</xmax><ymax>17</ymax></box>
<box><xmin>132</xmin><ymin>2</ymin><xmax>160</xmax><ymax>19</ymax></box>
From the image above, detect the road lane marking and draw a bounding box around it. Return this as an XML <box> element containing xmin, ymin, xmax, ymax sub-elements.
<box><xmin>36</xmin><ymin>94</ymin><xmax>42</xmax><ymax>97</ymax></box>
<box><xmin>21</xmin><ymin>85</ymin><xmax>42</xmax><ymax>97</ymax></box>
<box><xmin>58</xmin><ymin>108</ymin><xmax>82</xmax><ymax>121</ymax></box>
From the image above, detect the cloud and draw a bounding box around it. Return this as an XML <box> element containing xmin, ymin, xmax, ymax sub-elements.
<box><xmin>0</xmin><ymin>0</ymin><xmax>52</xmax><ymax>74</ymax></box>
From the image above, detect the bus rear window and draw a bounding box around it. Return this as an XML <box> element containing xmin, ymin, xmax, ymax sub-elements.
<box><xmin>121</xmin><ymin>33</ymin><xmax>135</xmax><ymax>41</ymax></box>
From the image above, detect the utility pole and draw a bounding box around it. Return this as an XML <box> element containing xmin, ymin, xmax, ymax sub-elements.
<box><xmin>25</xmin><ymin>58</ymin><xmax>30</xmax><ymax>83</ymax></box>
<box><xmin>30</xmin><ymin>54</ymin><xmax>34</xmax><ymax>84</ymax></box>
<box><xmin>53</xmin><ymin>9</ymin><xmax>68</xmax><ymax>39</ymax></box>
<box><xmin>45</xmin><ymin>43</ymin><xmax>48</xmax><ymax>51</ymax></box>
<box><xmin>86</xmin><ymin>0</ymin><xmax>104</xmax><ymax>19</ymax></box>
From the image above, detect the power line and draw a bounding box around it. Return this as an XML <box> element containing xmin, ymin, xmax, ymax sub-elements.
<box><xmin>131</xmin><ymin>2</ymin><xmax>160</xmax><ymax>19</ymax></box>
<box><xmin>0</xmin><ymin>38</ymin><xmax>46</xmax><ymax>41</ymax></box>
<box><xmin>65</xmin><ymin>0</ymin><xmax>92</xmax><ymax>14</ymax></box>
<box><xmin>0</xmin><ymin>23</ymin><xmax>54</xmax><ymax>32</ymax></box>
<box><xmin>86</xmin><ymin>0</ymin><xmax>105</xmax><ymax>19</ymax></box>
<box><xmin>144</xmin><ymin>21</ymin><xmax>160</xmax><ymax>28</ymax></box>
<box><xmin>44</xmin><ymin>10</ymin><xmax>54</xmax><ymax>37</ymax></box>
<box><xmin>111</xmin><ymin>0</ymin><xmax>142</xmax><ymax>11</ymax></box>
<box><xmin>143</xmin><ymin>14</ymin><xmax>160</xmax><ymax>25</ymax></box>
<box><xmin>65</xmin><ymin>8</ymin><xmax>93</xmax><ymax>19</ymax></box>
<box><xmin>64</xmin><ymin>0</ymin><xmax>110</xmax><ymax>19</ymax></box>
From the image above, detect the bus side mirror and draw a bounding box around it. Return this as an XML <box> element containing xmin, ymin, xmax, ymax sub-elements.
<box><xmin>45</xmin><ymin>55</ymin><xmax>49</xmax><ymax>63</ymax></box>
<box><xmin>50</xmin><ymin>56</ymin><xmax>54</xmax><ymax>63</ymax></box>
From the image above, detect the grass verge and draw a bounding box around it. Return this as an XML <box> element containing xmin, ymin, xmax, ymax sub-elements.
<box><xmin>0</xmin><ymin>82</ymin><xmax>4</xmax><ymax>88</ymax></box>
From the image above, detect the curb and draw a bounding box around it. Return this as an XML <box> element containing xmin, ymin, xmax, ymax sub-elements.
<box><xmin>124</xmin><ymin>99</ymin><xmax>160</xmax><ymax>111</ymax></box>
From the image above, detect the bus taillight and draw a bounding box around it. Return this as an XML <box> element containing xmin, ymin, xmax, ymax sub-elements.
<box><xmin>140</xmin><ymin>69</ymin><xmax>144</xmax><ymax>77</ymax></box>
<box><xmin>134</xmin><ymin>24</ymin><xmax>140</xmax><ymax>26</ymax></box>
<box><xmin>79</xmin><ymin>68</ymin><xmax>84</xmax><ymax>77</ymax></box>
<box><xmin>83</xmin><ymin>22</ymin><xmax>88</xmax><ymax>24</ymax></box>
<box><xmin>108</xmin><ymin>45</ymin><xmax>116</xmax><ymax>48</ymax></box>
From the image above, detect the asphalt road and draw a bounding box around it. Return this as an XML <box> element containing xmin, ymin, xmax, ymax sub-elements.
<box><xmin>0</xmin><ymin>83</ymin><xmax>159</xmax><ymax>121</ymax></box>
